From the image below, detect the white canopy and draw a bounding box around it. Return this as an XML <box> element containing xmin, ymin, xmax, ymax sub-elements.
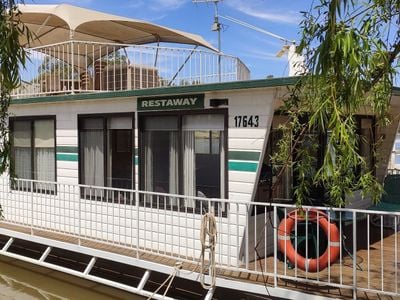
<box><xmin>17</xmin><ymin>4</ymin><xmax>217</xmax><ymax>51</ymax></box>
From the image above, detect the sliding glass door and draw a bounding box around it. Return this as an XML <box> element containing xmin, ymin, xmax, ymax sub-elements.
<box><xmin>79</xmin><ymin>114</ymin><xmax>134</xmax><ymax>197</ymax></box>
<box><xmin>141</xmin><ymin>112</ymin><xmax>226</xmax><ymax>209</ymax></box>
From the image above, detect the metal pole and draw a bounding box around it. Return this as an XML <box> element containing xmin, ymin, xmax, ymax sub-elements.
<box><xmin>352</xmin><ymin>211</ymin><xmax>357</xmax><ymax>300</ymax></box>
<box><xmin>214</xmin><ymin>1</ymin><xmax>221</xmax><ymax>82</ymax></box>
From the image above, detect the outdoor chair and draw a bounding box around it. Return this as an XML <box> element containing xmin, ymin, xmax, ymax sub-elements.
<box><xmin>369</xmin><ymin>174</ymin><xmax>400</xmax><ymax>230</ymax></box>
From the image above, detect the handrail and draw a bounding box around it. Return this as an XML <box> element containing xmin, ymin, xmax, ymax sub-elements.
<box><xmin>0</xmin><ymin>176</ymin><xmax>399</xmax><ymax>298</ymax></box>
<box><xmin>13</xmin><ymin>40</ymin><xmax>250</xmax><ymax>98</ymax></box>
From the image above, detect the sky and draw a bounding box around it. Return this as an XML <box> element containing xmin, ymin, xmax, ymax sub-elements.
<box><xmin>26</xmin><ymin>0</ymin><xmax>312</xmax><ymax>79</ymax></box>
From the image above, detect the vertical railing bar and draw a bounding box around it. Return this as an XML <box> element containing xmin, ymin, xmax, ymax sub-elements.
<box><xmin>76</xmin><ymin>42</ymin><xmax>80</xmax><ymax>93</ymax></box>
<box><xmin>317</xmin><ymin>210</ymin><xmax>320</xmax><ymax>280</ymax></box>
<box><xmin>219</xmin><ymin>202</ymin><xmax>223</xmax><ymax>267</ymax></box>
<box><xmin>284</xmin><ymin>207</ymin><xmax>287</xmax><ymax>277</ymax></box>
<box><xmin>79</xmin><ymin>186</ymin><xmax>82</xmax><ymax>245</ymax></box>
<box><xmin>367</xmin><ymin>214</ymin><xmax>370</xmax><ymax>289</ymax></box>
<box><xmin>30</xmin><ymin>180</ymin><xmax>33</xmax><ymax>235</ymax></box>
<box><xmin>236</xmin><ymin>203</ymin><xmax>239</xmax><ymax>268</ymax></box>
<box><xmin>136</xmin><ymin>190</ymin><xmax>139</xmax><ymax>259</ymax></box>
<box><xmin>264</xmin><ymin>206</ymin><xmax>267</xmax><ymax>273</ymax></box>
<box><xmin>227</xmin><ymin>201</ymin><xmax>231</xmax><ymax>267</ymax></box>
<box><xmin>130</xmin><ymin>191</ymin><xmax>133</xmax><ymax>249</ymax></box>
<box><xmin>92</xmin><ymin>44</ymin><xmax>95</xmax><ymax>91</ymax></box>
<box><xmin>381</xmin><ymin>214</ymin><xmax>384</xmax><ymax>291</ymax></box>
<box><xmin>70</xmin><ymin>41</ymin><xmax>74</xmax><ymax>94</ymax></box>
<box><xmin>150</xmin><ymin>195</ymin><xmax>154</xmax><ymax>254</ymax></box>
<box><xmin>119</xmin><ymin>191</ymin><xmax>122</xmax><ymax>245</ymax></box>
<box><xmin>192</xmin><ymin>199</ymin><xmax>195</xmax><ymax>261</ymax></box>
<box><xmin>305</xmin><ymin>208</ymin><xmax>309</xmax><ymax>279</ymax></box>
<box><xmin>395</xmin><ymin>215</ymin><xmax>398</xmax><ymax>294</ymax></box>
<box><xmin>340</xmin><ymin>210</ymin><xmax>343</xmax><ymax>285</ymax></box>
<box><xmin>327</xmin><ymin>209</ymin><xmax>331</xmax><ymax>283</ymax></box>
<box><xmin>164</xmin><ymin>196</ymin><xmax>167</xmax><ymax>256</ymax></box>
<box><xmin>352</xmin><ymin>211</ymin><xmax>357</xmax><ymax>300</ymax></box>
<box><xmin>112</xmin><ymin>189</ymin><xmax>116</xmax><ymax>245</ymax></box>
<box><xmin>170</xmin><ymin>193</ymin><xmax>174</xmax><ymax>256</ymax></box>
<box><xmin>295</xmin><ymin>209</ymin><xmax>298</xmax><ymax>278</ymax></box>
<box><xmin>273</xmin><ymin>205</ymin><xmax>278</xmax><ymax>287</ymax></box>
<box><xmin>158</xmin><ymin>194</ymin><xmax>161</xmax><ymax>256</ymax></box>
<box><xmin>184</xmin><ymin>196</ymin><xmax>188</xmax><ymax>260</ymax></box>
<box><xmin>245</xmin><ymin>204</ymin><xmax>249</xmax><ymax>270</ymax></box>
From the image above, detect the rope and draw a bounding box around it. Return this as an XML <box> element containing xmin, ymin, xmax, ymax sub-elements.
<box><xmin>199</xmin><ymin>212</ymin><xmax>217</xmax><ymax>290</ymax></box>
<box><xmin>146</xmin><ymin>261</ymin><xmax>182</xmax><ymax>300</ymax></box>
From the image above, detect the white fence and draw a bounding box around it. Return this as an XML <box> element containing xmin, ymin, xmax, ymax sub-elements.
<box><xmin>0</xmin><ymin>177</ymin><xmax>399</xmax><ymax>298</ymax></box>
<box><xmin>13</xmin><ymin>41</ymin><xmax>250</xmax><ymax>98</ymax></box>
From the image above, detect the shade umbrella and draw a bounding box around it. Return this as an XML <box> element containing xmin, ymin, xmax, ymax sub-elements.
<box><xmin>16</xmin><ymin>4</ymin><xmax>217</xmax><ymax>69</ymax></box>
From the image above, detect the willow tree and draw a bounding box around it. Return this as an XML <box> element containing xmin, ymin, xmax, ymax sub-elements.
<box><xmin>0</xmin><ymin>0</ymin><xmax>29</xmax><ymax>175</ymax></box>
<box><xmin>273</xmin><ymin>0</ymin><xmax>400</xmax><ymax>207</ymax></box>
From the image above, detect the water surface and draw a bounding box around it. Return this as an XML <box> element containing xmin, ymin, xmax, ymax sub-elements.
<box><xmin>0</xmin><ymin>257</ymin><xmax>144</xmax><ymax>299</ymax></box>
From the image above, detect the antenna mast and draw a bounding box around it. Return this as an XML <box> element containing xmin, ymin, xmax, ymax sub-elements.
<box><xmin>193</xmin><ymin>0</ymin><xmax>222</xmax><ymax>81</ymax></box>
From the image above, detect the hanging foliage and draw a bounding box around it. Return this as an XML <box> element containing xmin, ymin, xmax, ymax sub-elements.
<box><xmin>273</xmin><ymin>0</ymin><xmax>400</xmax><ymax>207</ymax></box>
<box><xmin>0</xmin><ymin>0</ymin><xmax>29</xmax><ymax>175</ymax></box>
<box><xmin>0</xmin><ymin>1</ymin><xmax>30</xmax><ymax>218</ymax></box>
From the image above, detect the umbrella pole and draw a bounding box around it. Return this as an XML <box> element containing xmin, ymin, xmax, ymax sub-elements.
<box><xmin>154</xmin><ymin>41</ymin><xmax>160</xmax><ymax>67</ymax></box>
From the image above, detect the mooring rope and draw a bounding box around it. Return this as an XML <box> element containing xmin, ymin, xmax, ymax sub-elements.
<box><xmin>146</xmin><ymin>261</ymin><xmax>182</xmax><ymax>300</ymax></box>
<box><xmin>199</xmin><ymin>212</ymin><xmax>217</xmax><ymax>290</ymax></box>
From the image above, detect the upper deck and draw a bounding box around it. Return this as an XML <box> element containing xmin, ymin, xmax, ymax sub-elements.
<box><xmin>13</xmin><ymin>41</ymin><xmax>249</xmax><ymax>99</ymax></box>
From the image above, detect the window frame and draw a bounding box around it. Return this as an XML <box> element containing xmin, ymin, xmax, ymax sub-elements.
<box><xmin>77</xmin><ymin>112</ymin><xmax>135</xmax><ymax>190</ymax></box>
<box><xmin>9</xmin><ymin>115</ymin><xmax>57</xmax><ymax>193</ymax></box>
<box><xmin>262</xmin><ymin>113</ymin><xmax>376</xmax><ymax>204</ymax></box>
<box><xmin>354</xmin><ymin>115</ymin><xmax>376</xmax><ymax>176</ymax></box>
<box><xmin>138</xmin><ymin>108</ymin><xmax>228</xmax><ymax>201</ymax></box>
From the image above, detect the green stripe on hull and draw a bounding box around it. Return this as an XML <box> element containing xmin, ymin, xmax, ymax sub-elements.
<box><xmin>56</xmin><ymin>146</ymin><xmax>78</xmax><ymax>153</ymax></box>
<box><xmin>57</xmin><ymin>153</ymin><xmax>78</xmax><ymax>161</ymax></box>
<box><xmin>228</xmin><ymin>151</ymin><xmax>260</xmax><ymax>162</ymax></box>
<box><xmin>228</xmin><ymin>161</ymin><xmax>258</xmax><ymax>172</ymax></box>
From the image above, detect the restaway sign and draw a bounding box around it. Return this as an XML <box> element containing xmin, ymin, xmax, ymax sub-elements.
<box><xmin>137</xmin><ymin>94</ymin><xmax>204</xmax><ymax>111</ymax></box>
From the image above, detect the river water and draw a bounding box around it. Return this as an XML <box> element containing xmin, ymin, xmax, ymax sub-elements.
<box><xmin>0</xmin><ymin>257</ymin><xmax>144</xmax><ymax>300</ymax></box>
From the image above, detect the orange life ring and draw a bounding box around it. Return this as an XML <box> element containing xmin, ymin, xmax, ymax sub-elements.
<box><xmin>277</xmin><ymin>209</ymin><xmax>340</xmax><ymax>272</ymax></box>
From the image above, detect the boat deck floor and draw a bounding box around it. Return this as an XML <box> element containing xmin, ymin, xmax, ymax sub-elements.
<box><xmin>0</xmin><ymin>222</ymin><xmax>398</xmax><ymax>300</ymax></box>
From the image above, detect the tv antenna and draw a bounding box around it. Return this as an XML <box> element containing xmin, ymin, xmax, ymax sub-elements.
<box><xmin>218</xmin><ymin>15</ymin><xmax>305</xmax><ymax>76</ymax></box>
<box><xmin>193</xmin><ymin>0</ymin><xmax>223</xmax><ymax>81</ymax></box>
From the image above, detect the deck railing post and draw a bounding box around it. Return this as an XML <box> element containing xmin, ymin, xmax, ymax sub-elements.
<box><xmin>78</xmin><ymin>185</ymin><xmax>81</xmax><ymax>246</ymax></box>
<box><xmin>70</xmin><ymin>40</ymin><xmax>75</xmax><ymax>94</ymax></box>
<box><xmin>245</xmin><ymin>203</ymin><xmax>249</xmax><ymax>270</ymax></box>
<box><xmin>273</xmin><ymin>205</ymin><xmax>278</xmax><ymax>287</ymax></box>
<box><xmin>136</xmin><ymin>189</ymin><xmax>140</xmax><ymax>259</ymax></box>
<box><xmin>352</xmin><ymin>211</ymin><xmax>357</xmax><ymax>299</ymax></box>
<box><xmin>30</xmin><ymin>180</ymin><xmax>34</xmax><ymax>235</ymax></box>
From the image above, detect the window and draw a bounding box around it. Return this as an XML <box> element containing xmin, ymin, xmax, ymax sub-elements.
<box><xmin>259</xmin><ymin>114</ymin><xmax>375</xmax><ymax>204</ymax></box>
<box><xmin>140</xmin><ymin>112</ymin><xmax>226</xmax><ymax>210</ymax></box>
<box><xmin>78</xmin><ymin>114</ymin><xmax>134</xmax><ymax>195</ymax></box>
<box><xmin>357</xmin><ymin>117</ymin><xmax>375</xmax><ymax>172</ymax></box>
<box><xmin>11</xmin><ymin>117</ymin><xmax>56</xmax><ymax>192</ymax></box>
<box><xmin>395</xmin><ymin>154</ymin><xmax>400</xmax><ymax>165</ymax></box>
<box><xmin>395</xmin><ymin>142</ymin><xmax>400</xmax><ymax>151</ymax></box>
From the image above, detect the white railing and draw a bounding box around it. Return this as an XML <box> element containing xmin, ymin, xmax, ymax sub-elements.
<box><xmin>388</xmin><ymin>168</ymin><xmax>400</xmax><ymax>175</ymax></box>
<box><xmin>13</xmin><ymin>41</ymin><xmax>250</xmax><ymax>98</ymax></box>
<box><xmin>0</xmin><ymin>177</ymin><xmax>399</xmax><ymax>298</ymax></box>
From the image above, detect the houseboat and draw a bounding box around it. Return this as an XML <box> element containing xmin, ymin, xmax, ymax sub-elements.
<box><xmin>0</xmin><ymin>3</ymin><xmax>399</xmax><ymax>300</ymax></box>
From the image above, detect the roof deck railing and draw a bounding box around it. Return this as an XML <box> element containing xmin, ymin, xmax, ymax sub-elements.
<box><xmin>12</xmin><ymin>40</ymin><xmax>250</xmax><ymax>99</ymax></box>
